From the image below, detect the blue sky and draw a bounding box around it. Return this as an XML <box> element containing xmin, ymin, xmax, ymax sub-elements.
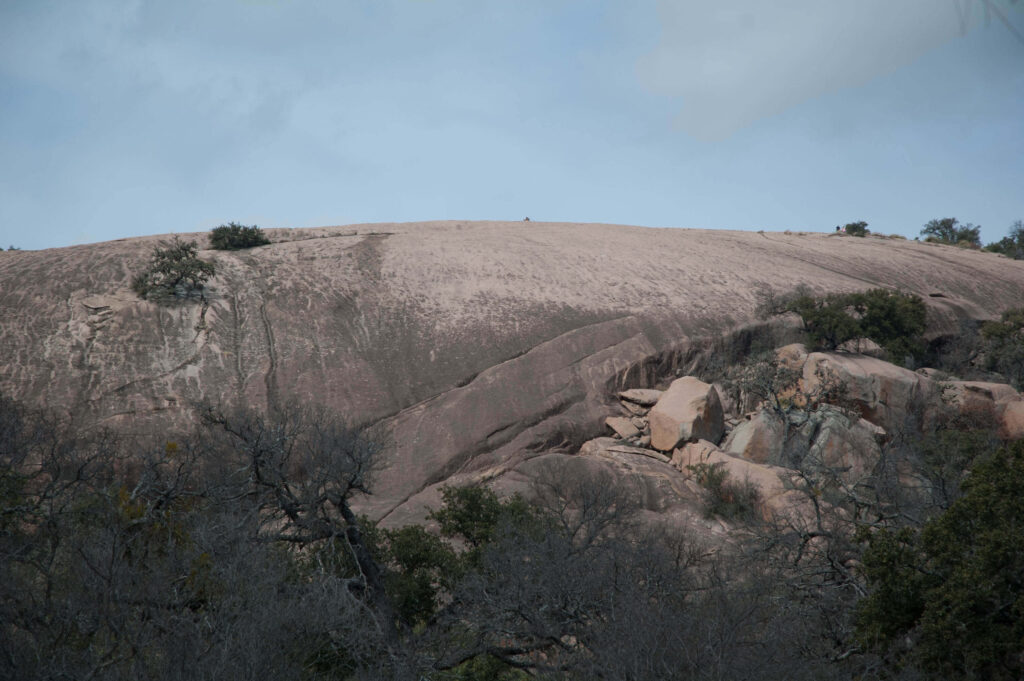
<box><xmin>1</xmin><ymin>0</ymin><xmax>1022</xmax><ymax>250</ymax></box>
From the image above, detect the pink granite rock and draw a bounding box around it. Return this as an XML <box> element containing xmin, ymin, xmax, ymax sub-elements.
<box><xmin>649</xmin><ymin>377</ymin><xmax>724</xmax><ymax>451</ymax></box>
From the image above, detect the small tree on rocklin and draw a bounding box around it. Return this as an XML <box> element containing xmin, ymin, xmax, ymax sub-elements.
<box><xmin>920</xmin><ymin>217</ymin><xmax>981</xmax><ymax>247</ymax></box>
<box><xmin>132</xmin><ymin>236</ymin><xmax>216</xmax><ymax>300</ymax></box>
<box><xmin>843</xmin><ymin>221</ymin><xmax>869</xmax><ymax>237</ymax></box>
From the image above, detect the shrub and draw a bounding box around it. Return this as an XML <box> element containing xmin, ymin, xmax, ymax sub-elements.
<box><xmin>687</xmin><ymin>462</ymin><xmax>761</xmax><ymax>521</ymax></box>
<box><xmin>209</xmin><ymin>222</ymin><xmax>270</xmax><ymax>250</ymax></box>
<box><xmin>786</xmin><ymin>291</ymin><xmax>862</xmax><ymax>351</ymax></box>
<box><xmin>920</xmin><ymin>217</ymin><xmax>981</xmax><ymax>247</ymax></box>
<box><xmin>981</xmin><ymin>308</ymin><xmax>1024</xmax><ymax>389</ymax></box>
<box><xmin>843</xmin><ymin>221</ymin><xmax>869</xmax><ymax>237</ymax></box>
<box><xmin>771</xmin><ymin>287</ymin><xmax>926</xmax><ymax>363</ymax></box>
<box><xmin>852</xmin><ymin>288</ymin><xmax>927</xmax><ymax>361</ymax></box>
<box><xmin>132</xmin><ymin>236</ymin><xmax>216</xmax><ymax>300</ymax></box>
<box><xmin>983</xmin><ymin>220</ymin><xmax>1024</xmax><ymax>260</ymax></box>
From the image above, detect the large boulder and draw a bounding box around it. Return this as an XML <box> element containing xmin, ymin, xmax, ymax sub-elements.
<box><xmin>1001</xmin><ymin>401</ymin><xmax>1024</xmax><ymax>440</ymax></box>
<box><xmin>722</xmin><ymin>409</ymin><xmax>787</xmax><ymax>464</ymax></box>
<box><xmin>649</xmin><ymin>377</ymin><xmax>725</xmax><ymax>451</ymax></box>
<box><xmin>945</xmin><ymin>381</ymin><xmax>1019</xmax><ymax>407</ymax></box>
<box><xmin>802</xmin><ymin>352</ymin><xmax>940</xmax><ymax>434</ymax></box>
<box><xmin>805</xmin><ymin>409</ymin><xmax>885</xmax><ymax>484</ymax></box>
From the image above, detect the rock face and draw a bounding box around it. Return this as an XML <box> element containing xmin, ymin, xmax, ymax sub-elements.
<box><xmin>649</xmin><ymin>377</ymin><xmax>724</xmax><ymax>451</ymax></box>
<box><xmin>2</xmin><ymin>221</ymin><xmax>1024</xmax><ymax>526</ymax></box>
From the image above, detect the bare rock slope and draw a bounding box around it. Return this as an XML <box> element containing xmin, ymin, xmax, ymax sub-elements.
<box><xmin>2</xmin><ymin>221</ymin><xmax>1023</xmax><ymax>524</ymax></box>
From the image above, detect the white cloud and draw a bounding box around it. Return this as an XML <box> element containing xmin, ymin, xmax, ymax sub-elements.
<box><xmin>636</xmin><ymin>0</ymin><xmax>999</xmax><ymax>140</ymax></box>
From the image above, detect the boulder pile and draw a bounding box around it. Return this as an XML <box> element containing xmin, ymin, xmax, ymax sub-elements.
<box><xmin>579</xmin><ymin>344</ymin><xmax>1024</xmax><ymax>525</ymax></box>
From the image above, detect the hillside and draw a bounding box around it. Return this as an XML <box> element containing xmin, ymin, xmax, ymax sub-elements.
<box><xmin>4</xmin><ymin>220</ymin><xmax>1024</xmax><ymax>679</ymax></box>
<box><xmin>2</xmin><ymin>221</ymin><xmax>1023</xmax><ymax>528</ymax></box>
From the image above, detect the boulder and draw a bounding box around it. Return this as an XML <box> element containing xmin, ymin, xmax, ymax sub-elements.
<box><xmin>1001</xmin><ymin>401</ymin><xmax>1024</xmax><ymax>440</ymax></box>
<box><xmin>946</xmin><ymin>381</ymin><xmax>1020</xmax><ymax>406</ymax></box>
<box><xmin>619</xmin><ymin>389</ymin><xmax>663</xmax><ymax>406</ymax></box>
<box><xmin>939</xmin><ymin>381</ymin><xmax>1017</xmax><ymax>430</ymax></box>
<box><xmin>579</xmin><ymin>437</ymin><xmax>619</xmax><ymax>457</ymax></box>
<box><xmin>775</xmin><ymin>343</ymin><xmax>808</xmax><ymax>370</ymax></box>
<box><xmin>722</xmin><ymin>409</ymin><xmax>787</xmax><ymax>464</ymax></box>
<box><xmin>605</xmin><ymin>416</ymin><xmax>640</xmax><ymax>439</ymax></box>
<box><xmin>802</xmin><ymin>352</ymin><xmax>940</xmax><ymax>434</ymax></box>
<box><xmin>620</xmin><ymin>400</ymin><xmax>649</xmax><ymax>416</ymax></box>
<box><xmin>713</xmin><ymin>381</ymin><xmax>740</xmax><ymax>419</ymax></box>
<box><xmin>806</xmin><ymin>409</ymin><xmax>884</xmax><ymax>483</ymax></box>
<box><xmin>837</xmin><ymin>337</ymin><xmax>886</xmax><ymax>358</ymax></box>
<box><xmin>649</xmin><ymin>377</ymin><xmax>724</xmax><ymax>451</ymax></box>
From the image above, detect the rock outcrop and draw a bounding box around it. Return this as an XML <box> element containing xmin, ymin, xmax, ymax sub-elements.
<box><xmin>2</xmin><ymin>221</ymin><xmax>1024</xmax><ymax>526</ymax></box>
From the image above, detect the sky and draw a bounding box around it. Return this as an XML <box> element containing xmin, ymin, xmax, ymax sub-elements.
<box><xmin>1</xmin><ymin>0</ymin><xmax>1022</xmax><ymax>251</ymax></box>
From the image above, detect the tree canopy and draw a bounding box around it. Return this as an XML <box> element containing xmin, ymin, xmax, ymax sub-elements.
<box><xmin>921</xmin><ymin>217</ymin><xmax>981</xmax><ymax>246</ymax></box>
<box><xmin>857</xmin><ymin>440</ymin><xmax>1024</xmax><ymax>680</ymax></box>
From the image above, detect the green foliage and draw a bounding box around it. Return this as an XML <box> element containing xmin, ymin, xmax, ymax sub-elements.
<box><xmin>852</xmin><ymin>288</ymin><xmax>927</xmax><ymax>361</ymax></box>
<box><xmin>855</xmin><ymin>527</ymin><xmax>925</xmax><ymax>646</ymax></box>
<box><xmin>857</xmin><ymin>440</ymin><xmax>1024</xmax><ymax>679</ymax></box>
<box><xmin>209</xmin><ymin>222</ymin><xmax>270</xmax><ymax>250</ymax></box>
<box><xmin>131</xmin><ymin>236</ymin><xmax>215</xmax><ymax>300</ymax></box>
<box><xmin>920</xmin><ymin>217</ymin><xmax>981</xmax><ymax>247</ymax></box>
<box><xmin>381</xmin><ymin>524</ymin><xmax>457</xmax><ymax>624</ymax></box>
<box><xmin>687</xmin><ymin>462</ymin><xmax>761</xmax><ymax>521</ymax></box>
<box><xmin>843</xmin><ymin>220</ymin><xmax>869</xmax><ymax>237</ymax></box>
<box><xmin>786</xmin><ymin>291</ymin><xmax>863</xmax><ymax>351</ymax></box>
<box><xmin>981</xmin><ymin>307</ymin><xmax>1024</xmax><ymax>389</ymax></box>
<box><xmin>983</xmin><ymin>220</ymin><xmax>1024</xmax><ymax>259</ymax></box>
<box><xmin>429</xmin><ymin>485</ymin><xmax>540</xmax><ymax>551</ymax></box>
<box><xmin>772</xmin><ymin>287</ymin><xmax>926</xmax><ymax>362</ymax></box>
<box><xmin>448</xmin><ymin>654</ymin><xmax>531</xmax><ymax>681</ymax></box>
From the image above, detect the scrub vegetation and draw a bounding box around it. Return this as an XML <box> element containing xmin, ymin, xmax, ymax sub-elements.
<box><xmin>2</xmin><ymin>378</ymin><xmax>1021</xmax><ymax>680</ymax></box>
<box><xmin>209</xmin><ymin>222</ymin><xmax>271</xmax><ymax>250</ymax></box>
